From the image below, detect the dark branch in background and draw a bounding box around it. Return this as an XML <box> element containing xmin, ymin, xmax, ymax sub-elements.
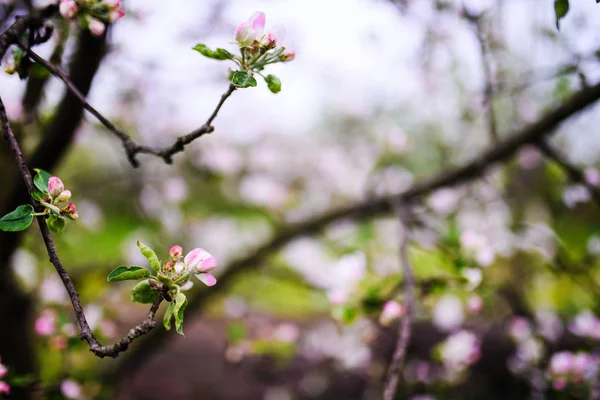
<box><xmin>537</xmin><ymin>140</ymin><xmax>600</xmax><ymax>207</ymax></box>
<box><xmin>384</xmin><ymin>204</ymin><xmax>415</xmax><ymax>400</ymax></box>
<box><xmin>0</xmin><ymin>94</ymin><xmax>166</xmax><ymax>359</ymax></box>
<box><xmin>463</xmin><ymin>7</ymin><xmax>498</xmax><ymax>143</ymax></box>
<box><xmin>21</xmin><ymin>47</ymin><xmax>236</xmax><ymax>167</ymax></box>
<box><xmin>113</xmin><ymin>81</ymin><xmax>600</xmax><ymax>381</ymax></box>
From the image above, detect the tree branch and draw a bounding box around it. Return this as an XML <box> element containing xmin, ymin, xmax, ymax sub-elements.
<box><xmin>384</xmin><ymin>203</ymin><xmax>415</xmax><ymax>400</ymax></box>
<box><xmin>536</xmin><ymin>140</ymin><xmax>600</xmax><ymax>207</ymax></box>
<box><xmin>0</xmin><ymin>94</ymin><xmax>164</xmax><ymax>359</ymax></box>
<box><xmin>113</xmin><ymin>80</ymin><xmax>600</xmax><ymax>380</ymax></box>
<box><xmin>20</xmin><ymin>47</ymin><xmax>236</xmax><ymax>167</ymax></box>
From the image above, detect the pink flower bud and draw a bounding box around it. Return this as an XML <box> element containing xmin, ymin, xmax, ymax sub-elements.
<box><xmin>169</xmin><ymin>245</ymin><xmax>183</xmax><ymax>260</ymax></box>
<box><xmin>48</xmin><ymin>176</ymin><xmax>64</xmax><ymax>197</ymax></box>
<box><xmin>87</xmin><ymin>17</ymin><xmax>106</xmax><ymax>37</ymax></box>
<box><xmin>0</xmin><ymin>363</ymin><xmax>7</xmax><ymax>379</ymax></box>
<box><xmin>184</xmin><ymin>248</ymin><xmax>218</xmax><ymax>273</ymax></box>
<box><xmin>379</xmin><ymin>300</ymin><xmax>404</xmax><ymax>326</ymax></box>
<box><xmin>35</xmin><ymin>309</ymin><xmax>56</xmax><ymax>336</ymax></box>
<box><xmin>281</xmin><ymin>49</ymin><xmax>295</xmax><ymax>62</ymax></box>
<box><xmin>261</xmin><ymin>33</ymin><xmax>277</xmax><ymax>49</ymax></box>
<box><xmin>235</xmin><ymin>22</ymin><xmax>256</xmax><ymax>46</ymax></box>
<box><xmin>163</xmin><ymin>261</ymin><xmax>174</xmax><ymax>272</ymax></box>
<box><xmin>59</xmin><ymin>0</ymin><xmax>78</xmax><ymax>19</ymax></box>
<box><xmin>0</xmin><ymin>382</ymin><xmax>10</xmax><ymax>396</ymax></box>
<box><xmin>65</xmin><ymin>203</ymin><xmax>78</xmax><ymax>220</ymax></box>
<box><xmin>109</xmin><ymin>8</ymin><xmax>125</xmax><ymax>22</ymax></box>
<box><xmin>56</xmin><ymin>190</ymin><xmax>72</xmax><ymax>203</ymax></box>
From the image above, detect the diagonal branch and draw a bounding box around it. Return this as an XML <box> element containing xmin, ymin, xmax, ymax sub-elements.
<box><xmin>113</xmin><ymin>80</ymin><xmax>600</xmax><ymax>380</ymax></box>
<box><xmin>383</xmin><ymin>203</ymin><xmax>415</xmax><ymax>400</ymax></box>
<box><xmin>536</xmin><ymin>140</ymin><xmax>600</xmax><ymax>207</ymax></box>
<box><xmin>0</xmin><ymin>94</ymin><xmax>164</xmax><ymax>359</ymax></box>
<box><xmin>20</xmin><ymin>47</ymin><xmax>236</xmax><ymax>167</ymax></box>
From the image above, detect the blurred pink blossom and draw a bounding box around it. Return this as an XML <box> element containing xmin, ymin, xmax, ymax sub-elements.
<box><xmin>35</xmin><ymin>309</ymin><xmax>57</xmax><ymax>336</ymax></box>
<box><xmin>379</xmin><ymin>300</ymin><xmax>404</xmax><ymax>326</ymax></box>
<box><xmin>61</xmin><ymin>379</ymin><xmax>82</xmax><ymax>399</ymax></box>
<box><xmin>59</xmin><ymin>0</ymin><xmax>77</xmax><ymax>19</ymax></box>
<box><xmin>0</xmin><ymin>382</ymin><xmax>10</xmax><ymax>396</ymax></box>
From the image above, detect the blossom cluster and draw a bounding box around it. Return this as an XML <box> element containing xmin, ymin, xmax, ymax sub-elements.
<box><xmin>40</xmin><ymin>175</ymin><xmax>79</xmax><ymax>232</ymax></box>
<box><xmin>569</xmin><ymin>309</ymin><xmax>600</xmax><ymax>341</ymax></box>
<box><xmin>437</xmin><ymin>330</ymin><xmax>480</xmax><ymax>379</ymax></box>
<box><xmin>547</xmin><ymin>351</ymin><xmax>599</xmax><ymax>390</ymax></box>
<box><xmin>164</xmin><ymin>245</ymin><xmax>218</xmax><ymax>288</ymax></box>
<box><xmin>0</xmin><ymin>357</ymin><xmax>8</xmax><ymax>396</ymax></box>
<box><xmin>59</xmin><ymin>0</ymin><xmax>125</xmax><ymax>37</ymax></box>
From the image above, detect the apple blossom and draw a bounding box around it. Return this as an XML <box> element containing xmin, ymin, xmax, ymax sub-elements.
<box><xmin>35</xmin><ymin>309</ymin><xmax>56</xmax><ymax>336</ymax></box>
<box><xmin>281</xmin><ymin>49</ymin><xmax>295</xmax><ymax>62</ymax></box>
<box><xmin>439</xmin><ymin>330</ymin><xmax>480</xmax><ymax>372</ymax></box>
<box><xmin>170</xmin><ymin>245</ymin><xmax>183</xmax><ymax>260</ymax></box>
<box><xmin>59</xmin><ymin>0</ymin><xmax>78</xmax><ymax>19</ymax></box>
<box><xmin>183</xmin><ymin>248</ymin><xmax>218</xmax><ymax>286</ymax></box>
<box><xmin>87</xmin><ymin>17</ymin><xmax>106</xmax><ymax>37</ymax></box>
<box><xmin>235</xmin><ymin>12</ymin><xmax>265</xmax><ymax>47</ymax></box>
<box><xmin>261</xmin><ymin>33</ymin><xmax>277</xmax><ymax>49</ymax></box>
<box><xmin>56</xmin><ymin>190</ymin><xmax>72</xmax><ymax>203</ymax></box>
<box><xmin>48</xmin><ymin>176</ymin><xmax>64</xmax><ymax>197</ymax></box>
<box><xmin>61</xmin><ymin>379</ymin><xmax>82</xmax><ymax>399</ymax></box>
<box><xmin>65</xmin><ymin>203</ymin><xmax>79</xmax><ymax>220</ymax></box>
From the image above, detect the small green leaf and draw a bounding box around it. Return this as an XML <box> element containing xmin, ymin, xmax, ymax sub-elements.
<box><xmin>163</xmin><ymin>302</ymin><xmax>175</xmax><ymax>331</ymax></box>
<box><xmin>192</xmin><ymin>44</ymin><xmax>232</xmax><ymax>60</ymax></box>
<box><xmin>131</xmin><ymin>279</ymin><xmax>159</xmax><ymax>304</ymax></box>
<box><xmin>31</xmin><ymin>190</ymin><xmax>45</xmax><ymax>202</ymax></box>
<box><xmin>173</xmin><ymin>292</ymin><xmax>188</xmax><ymax>335</ymax></box>
<box><xmin>30</xmin><ymin>62</ymin><xmax>51</xmax><ymax>79</ymax></box>
<box><xmin>264</xmin><ymin>74</ymin><xmax>282</xmax><ymax>94</ymax></box>
<box><xmin>231</xmin><ymin>71</ymin><xmax>258</xmax><ymax>88</ymax></box>
<box><xmin>107</xmin><ymin>266</ymin><xmax>151</xmax><ymax>282</ymax></box>
<box><xmin>46</xmin><ymin>215</ymin><xmax>66</xmax><ymax>233</ymax></box>
<box><xmin>33</xmin><ymin>169</ymin><xmax>52</xmax><ymax>194</ymax></box>
<box><xmin>554</xmin><ymin>0</ymin><xmax>569</xmax><ymax>29</ymax></box>
<box><xmin>0</xmin><ymin>205</ymin><xmax>34</xmax><ymax>232</ymax></box>
<box><xmin>137</xmin><ymin>241</ymin><xmax>161</xmax><ymax>271</ymax></box>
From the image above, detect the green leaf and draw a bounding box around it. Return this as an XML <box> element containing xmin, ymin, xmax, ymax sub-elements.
<box><xmin>192</xmin><ymin>44</ymin><xmax>232</xmax><ymax>60</ymax></box>
<box><xmin>163</xmin><ymin>302</ymin><xmax>175</xmax><ymax>331</ymax></box>
<box><xmin>107</xmin><ymin>266</ymin><xmax>151</xmax><ymax>282</ymax></box>
<box><xmin>46</xmin><ymin>215</ymin><xmax>66</xmax><ymax>233</ymax></box>
<box><xmin>554</xmin><ymin>0</ymin><xmax>569</xmax><ymax>29</ymax></box>
<box><xmin>264</xmin><ymin>74</ymin><xmax>282</xmax><ymax>94</ymax></box>
<box><xmin>131</xmin><ymin>279</ymin><xmax>159</xmax><ymax>304</ymax></box>
<box><xmin>31</xmin><ymin>190</ymin><xmax>45</xmax><ymax>202</ymax></box>
<box><xmin>137</xmin><ymin>241</ymin><xmax>162</xmax><ymax>271</ymax></box>
<box><xmin>30</xmin><ymin>62</ymin><xmax>51</xmax><ymax>79</ymax></box>
<box><xmin>0</xmin><ymin>205</ymin><xmax>34</xmax><ymax>232</ymax></box>
<box><xmin>231</xmin><ymin>71</ymin><xmax>258</xmax><ymax>88</ymax></box>
<box><xmin>33</xmin><ymin>169</ymin><xmax>52</xmax><ymax>194</ymax></box>
<box><xmin>173</xmin><ymin>292</ymin><xmax>188</xmax><ymax>335</ymax></box>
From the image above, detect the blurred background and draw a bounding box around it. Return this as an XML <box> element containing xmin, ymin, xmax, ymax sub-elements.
<box><xmin>1</xmin><ymin>0</ymin><xmax>600</xmax><ymax>399</ymax></box>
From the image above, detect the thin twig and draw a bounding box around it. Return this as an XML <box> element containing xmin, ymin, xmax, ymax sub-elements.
<box><xmin>19</xmin><ymin>46</ymin><xmax>236</xmax><ymax>167</ymax></box>
<box><xmin>0</xmin><ymin>94</ymin><xmax>164</xmax><ymax>358</ymax></box>
<box><xmin>383</xmin><ymin>203</ymin><xmax>415</xmax><ymax>400</ymax></box>
<box><xmin>537</xmin><ymin>140</ymin><xmax>600</xmax><ymax>207</ymax></box>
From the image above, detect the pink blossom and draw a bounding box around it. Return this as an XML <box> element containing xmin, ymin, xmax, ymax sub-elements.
<box><xmin>109</xmin><ymin>8</ymin><xmax>125</xmax><ymax>22</ymax></box>
<box><xmin>508</xmin><ymin>317</ymin><xmax>532</xmax><ymax>342</ymax></box>
<box><xmin>549</xmin><ymin>351</ymin><xmax>572</xmax><ymax>375</ymax></box>
<box><xmin>184</xmin><ymin>248</ymin><xmax>218</xmax><ymax>273</ymax></box>
<box><xmin>169</xmin><ymin>245</ymin><xmax>183</xmax><ymax>260</ymax></box>
<box><xmin>234</xmin><ymin>11</ymin><xmax>265</xmax><ymax>46</ymax></box>
<box><xmin>56</xmin><ymin>190</ymin><xmax>72</xmax><ymax>203</ymax></box>
<box><xmin>0</xmin><ymin>364</ymin><xmax>6</xmax><ymax>379</ymax></box>
<box><xmin>261</xmin><ymin>33</ymin><xmax>277</xmax><ymax>48</ymax></box>
<box><xmin>48</xmin><ymin>177</ymin><xmax>64</xmax><ymax>197</ymax></box>
<box><xmin>0</xmin><ymin>382</ymin><xmax>9</xmax><ymax>396</ymax></box>
<box><xmin>87</xmin><ymin>18</ymin><xmax>106</xmax><ymax>37</ymax></box>
<box><xmin>196</xmin><ymin>272</ymin><xmax>217</xmax><ymax>287</ymax></box>
<box><xmin>440</xmin><ymin>330</ymin><xmax>480</xmax><ymax>371</ymax></box>
<box><xmin>60</xmin><ymin>379</ymin><xmax>82</xmax><ymax>399</ymax></box>
<box><xmin>65</xmin><ymin>203</ymin><xmax>78</xmax><ymax>220</ymax></box>
<box><xmin>585</xmin><ymin>168</ymin><xmax>600</xmax><ymax>187</ymax></box>
<box><xmin>281</xmin><ymin>49</ymin><xmax>295</xmax><ymax>62</ymax></box>
<box><xmin>379</xmin><ymin>300</ymin><xmax>404</xmax><ymax>326</ymax></box>
<box><xmin>35</xmin><ymin>309</ymin><xmax>57</xmax><ymax>336</ymax></box>
<box><xmin>59</xmin><ymin>0</ymin><xmax>78</xmax><ymax>19</ymax></box>
<box><xmin>466</xmin><ymin>295</ymin><xmax>483</xmax><ymax>315</ymax></box>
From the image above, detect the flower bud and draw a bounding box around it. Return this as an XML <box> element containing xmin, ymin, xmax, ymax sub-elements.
<box><xmin>48</xmin><ymin>176</ymin><xmax>64</xmax><ymax>197</ymax></box>
<box><xmin>104</xmin><ymin>0</ymin><xmax>121</xmax><ymax>8</ymax></box>
<box><xmin>235</xmin><ymin>22</ymin><xmax>256</xmax><ymax>47</ymax></box>
<box><xmin>59</xmin><ymin>0</ymin><xmax>78</xmax><ymax>19</ymax></box>
<box><xmin>65</xmin><ymin>203</ymin><xmax>78</xmax><ymax>220</ymax></box>
<box><xmin>87</xmin><ymin>17</ymin><xmax>106</xmax><ymax>37</ymax></box>
<box><xmin>261</xmin><ymin>33</ymin><xmax>277</xmax><ymax>49</ymax></box>
<box><xmin>170</xmin><ymin>245</ymin><xmax>183</xmax><ymax>260</ymax></box>
<box><xmin>379</xmin><ymin>300</ymin><xmax>404</xmax><ymax>326</ymax></box>
<box><xmin>109</xmin><ymin>8</ymin><xmax>125</xmax><ymax>22</ymax></box>
<box><xmin>280</xmin><ymin>49</ymin><xmax>295</xmax><ymax>62</ymax></box>
<box><xmin>163</xmin><ymin>261</ymin><xmax>174</xmax><ymax>272</ymax></box>
<box><xmin>56</xmin><ymin>190</ymin><xmax>72</xmax><ymax>203</ymax></box>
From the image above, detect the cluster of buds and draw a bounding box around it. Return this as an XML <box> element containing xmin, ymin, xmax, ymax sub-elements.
<box><xmin>59</xmin><ymin>0</ymin><xmax>125</xmax><ymax>37</ymax></box>
<box><xmin>42</xmin><ymin>176</ymin><xmax>78</xmax><ymax>227</ymax></box>
<box><xmin>547</xmin><ymin>351</ymin><xmax>599</xmax><ymax>390</ymax></box>
<box><xmin>161</xmin><ymin>246</ymin><xmax>218</xmax><ymax>288</ymax></box>
<box><xmin>0</xmin><ymin>357</ymin><xmax>9</xmax><ymax>396</ymax></box>
<box><xmin>234</xmin><ymin>12</ymin><xmax>295</xmax><ymax>67</ymax></box>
